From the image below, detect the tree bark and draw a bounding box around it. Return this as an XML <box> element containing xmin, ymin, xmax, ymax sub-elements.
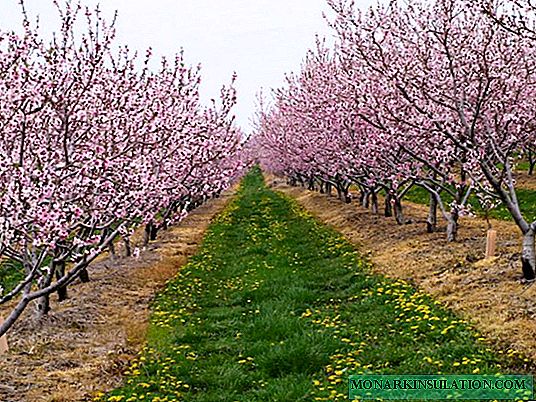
<box><xmin>0</xmin><ymin>296</ymin><xmax>30</xmax><ymax>337</ymax></box>
<box><xmin>340</xmin><ymin>183</ymin><xmax>351</xmax><ymax>203</ymax></box>
<box><xmin>108</xmin><ymin>240</ymin><xmax>116</xmax><ymax>260</ymax></box>
<box><xmin>528</xmin><ymin>149</ymin><xmax>536</xmax><ymax>175</ymax></box>
<box><xmin>150</xmin><ymin>224</ymin><xmax>158</xmax><ymax>241</ymax></box>
<box><xmin>308</xmin><ymin>177</ymin><xmax>315</xmax><ymax>191</ymax></box>
<box><xmin>78</xmin><ymin>266</ymin><xmax>90</xmax><ymax>283</ymax></box>
<box><xmin>446</xmin><ymin>210</ymin><xmax>459</xmax><ymax>242</ymax></box>
<box><xmin>124</xmin><ymin>237</ymin><xmax>132</xmax><ymax>257</ymax></box>
<box><xmin>144</xmin><ymin>223</ymin><xmax>152</xmax><ymax>246</ymax></box>
<box><xmin>384</xmin><ymin>193</ymin><xmax>393</xmax><ymax>217</ymax></box>
<box><xmin>35</xmin><ymin>294</ymin><xmax>51</xmax><ymax>318</ymax></box>
<box><xmin>371</xmin><ymin>191</ymin><xmax>379</xmax><ymax>214</ymax></box>
<box><xmin>427</xmin><ymin>192</ymin><xmax>438</xmax><ymax>233</ymax></box>
<box><xmin>336</xmin><ymin>185</ymin><xmax>345</xmax><ymax>201</ymax></box>
<box><xmin>394</xmin><ymin>198</ymin><xmax>405</xmax><ymax>225</ymax></box>
<box><xmin>55</xmin><ymin>261</ymin><xmax>68</xmax><ymax>302</ymax></box>
<box><xmin>359</xmin><ymin>190</ymin><xmax>365</xmax><ymax>205</ymax></box>
<box><xmin>521</xmin><ymin>229</ymin><xmax>536</xmax><ymax>280</ymax></box>
<box><xmin>36</xmin><ymin>265</ymin><xmax>55</xmax><ymax>318</ymax></box>
<box><xmin>363</xmin><ymin>191</ymin><xmax>370</xmax><ymax>208</ymax></box>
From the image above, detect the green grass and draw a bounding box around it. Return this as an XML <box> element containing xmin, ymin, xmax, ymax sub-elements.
<box><xmin>0</xmin><ymin>260</ymin><xmax>24</xmax><ymax>294</ymax></box>
<box><xmin>516</xmin><ymin>161</ymin><xmax>532</xmax><ymax>173</ymax></box>
<box><xmin>102</xmin><ymin>168</ymin><xmax>529</xmax><ymax>402</ymax></box>
<box><xmin>404</xmin><ymin>186</ymin><xmax>536</xmax><ymax>222</ymax></box>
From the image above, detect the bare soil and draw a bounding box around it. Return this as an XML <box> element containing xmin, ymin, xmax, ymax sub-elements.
<box><xmin>0</xmin><ymin>189</ymin><xmax>235</xmax><ymax>402</ymax></box>
<box><xmin>269</xmin><ymin>177</ymin><xmax>536</xmax><ymax>369</ymax></box>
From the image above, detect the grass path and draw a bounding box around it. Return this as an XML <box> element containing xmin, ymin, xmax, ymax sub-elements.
<box><xmin>101</xmin><ymin>169</ymin><xmax>527</xmax><ymax>402</ymax></box>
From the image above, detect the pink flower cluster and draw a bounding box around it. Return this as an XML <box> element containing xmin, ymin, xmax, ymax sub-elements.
<box><xmin>0</xmin><ymin>1</ymin><xmax>251</xmax><ymax>335</ymax></box>
<box><xmin>254</xmin><ymin>0</ymin><xmax>536</xmax><ymax>279</ymax></box>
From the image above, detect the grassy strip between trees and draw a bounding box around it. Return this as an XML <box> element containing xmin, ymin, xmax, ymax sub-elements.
<box><xmin>403</xmin><ymin>186</ymin><xmax>536</xmax><ymax>223</ymax></box>
<box><xmin>0</xmin><ymin>260</ymin><xmax>24</xmax><ymax>295</ymax></box>
<box><xmin>100</xmin><ymin>168</ymin><xmax>530</xmax><ymax>402</ymax></box>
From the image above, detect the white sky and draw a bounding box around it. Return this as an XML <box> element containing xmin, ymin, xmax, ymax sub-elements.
<box><xmin>0</xmin><ymin>0</ymin><xmax>375</xmax><ymax>132</ymax></box>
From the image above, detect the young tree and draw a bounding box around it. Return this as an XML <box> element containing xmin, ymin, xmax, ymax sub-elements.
<box><xmin>330</xmin><ymin>0</ymin><xmax>536</xmax><ymax>277</ymax></box>
<box><xmin>0</xmin><ymin>0</ymin><xmax>247</xmax><ymax>337</ymax></box>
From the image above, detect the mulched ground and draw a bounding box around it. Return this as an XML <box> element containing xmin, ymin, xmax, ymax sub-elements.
<box><xmin>0</xmin><ymin>190</ymin><xmax>235</xmax><ymax>402</ymax></box>
<box><xmin>269</xmin><ymin>177</ymin><xmax>536</xmax><ymax>368</ymax></box>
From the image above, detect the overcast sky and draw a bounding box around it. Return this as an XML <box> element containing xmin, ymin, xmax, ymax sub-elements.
<box><xmin>0</xmin><ymin>0</ymin><xmax>375</xmax><ymax>132</ymax></box>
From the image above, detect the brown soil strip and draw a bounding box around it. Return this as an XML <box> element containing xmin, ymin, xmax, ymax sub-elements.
<box><xmin>0</xmin><ymin>189</ymin><xmax>235</xmax><ymax>402</ymax></box>
<box><xmin>516</xmin><ymin>172</ymin><xmax>536</xmax><ymax>191</ymax></box>
<box><xmin>268</xmin><ymin>177</ymin><xmax>536</xmax><ymax>367</ymax></box>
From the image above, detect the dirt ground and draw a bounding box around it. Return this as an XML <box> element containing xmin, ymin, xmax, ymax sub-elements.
<box><xmin>0</xmin><ymin>189</ymin><xmax>235</xmax><ymax>402</ymax></box>
<box><xmin>269</xmin><ymin>177</ymin><xmax>536</xmax><ymax>370</ymax></box>
<box><xmin>516</xmin><ymin>172</ymin><xmax>536</xmax><ymax>191</ymax></box>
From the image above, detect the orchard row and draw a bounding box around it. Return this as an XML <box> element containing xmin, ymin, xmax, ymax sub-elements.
<box><xmin>255</xmin><ymin>0</ymin><xmax>536</xmax><ymax>279</ymax></box>
<box><xmin>0</xmin><ymin>2</ymin><xmax>251</xmax><ymax>336</ymax></box>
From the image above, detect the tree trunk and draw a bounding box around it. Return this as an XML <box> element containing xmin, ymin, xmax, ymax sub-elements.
<box><xmin>528</xmin><ymin>149</ymin><xmax>535</xmax><ymax>175</ymax></box>
<box><xmin>344</xmin><ymin>190</ymin><xmax>352</xmax><ymax>204</ymax></box>
<box><xmin>336</xmin><ymin>185</ymin><xmax>344</xmax><ymax>201</ymax></box>
<box><xmin>427</xmin><ymin>193</ymin><xmax>438</xmax><ymax>233</ymax></box>
<box><xmin>359</xmin><ymin>190</ymin><xmax>365</xmax><ymax>205</ymax></box>
<box><xmin>308</xmin><ymin>177</ymin><xmax>315</xmax><ymax>191</ymax></box>
<box><xmin>394</xmin><ymin>198</ymin><xmax>405</xmax><ymax>225</ymax></box>
<box><xmin>79</xmin><ymin>266</ymin><xmax>90</xmax><ymax>283</ymax></box>
<box><xmin>384</xmin><ymin>193</ymin><xmax>393</xmax><ymax>217</ymax></box>
<box><xmin>371</xmin><ymin>191</ymin><xmax>379</xmax><ymax>214</ymax></box>
<box><xmin>108</xmin><ymin>240</ymin><xmax>116</xmax><ymax>260</ymax></box>
<box><xmin>56</xmin><ymin>261</ymin><xmax>68</xmax><ymax>302</ymax></box>
<box><xmin>446</xmin><ymin>210</ymin><xmax>459</xmax><ymax>242</ymax></box>
<box><xmin>150</xmin><ymin>224</ymin><xmax>158</xmax><ymax>241</ymax></box>
<box><xmin>363</xmin><ymin>191</ymin><xmax>370</xmax><ymax>208</ymax></box>
<box><xmin>35</xmin><ymin>294</ymin><xmax>51</xmax><ymax>318</ymax></box>
<box><xmin>144</xmin><ymin>223</ymin><xmax>152</xmax><ymax>246</ymax></box>
<box><xmin>521</xmin><ymin>229</ymin><xmax>536</xmax><ymax>280</ymax></box>
<box><xmin>37</xmin><ymin>295</ymin><xmax>50</xmax><ymax>318</ymax></box>
<box><xmin>326</xmin><ymin>182</ymin><xmax>332</xmax><ymax>196</ymax></box>
<box><xmin>36</xmin><ymin>265</ymin><xmax>55</xmax><ymax>318</ymax></box>
<box><xmin>124</xmin><ymin>237</ymin><xmax>132</xmax><ymax>257</ymax></box>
